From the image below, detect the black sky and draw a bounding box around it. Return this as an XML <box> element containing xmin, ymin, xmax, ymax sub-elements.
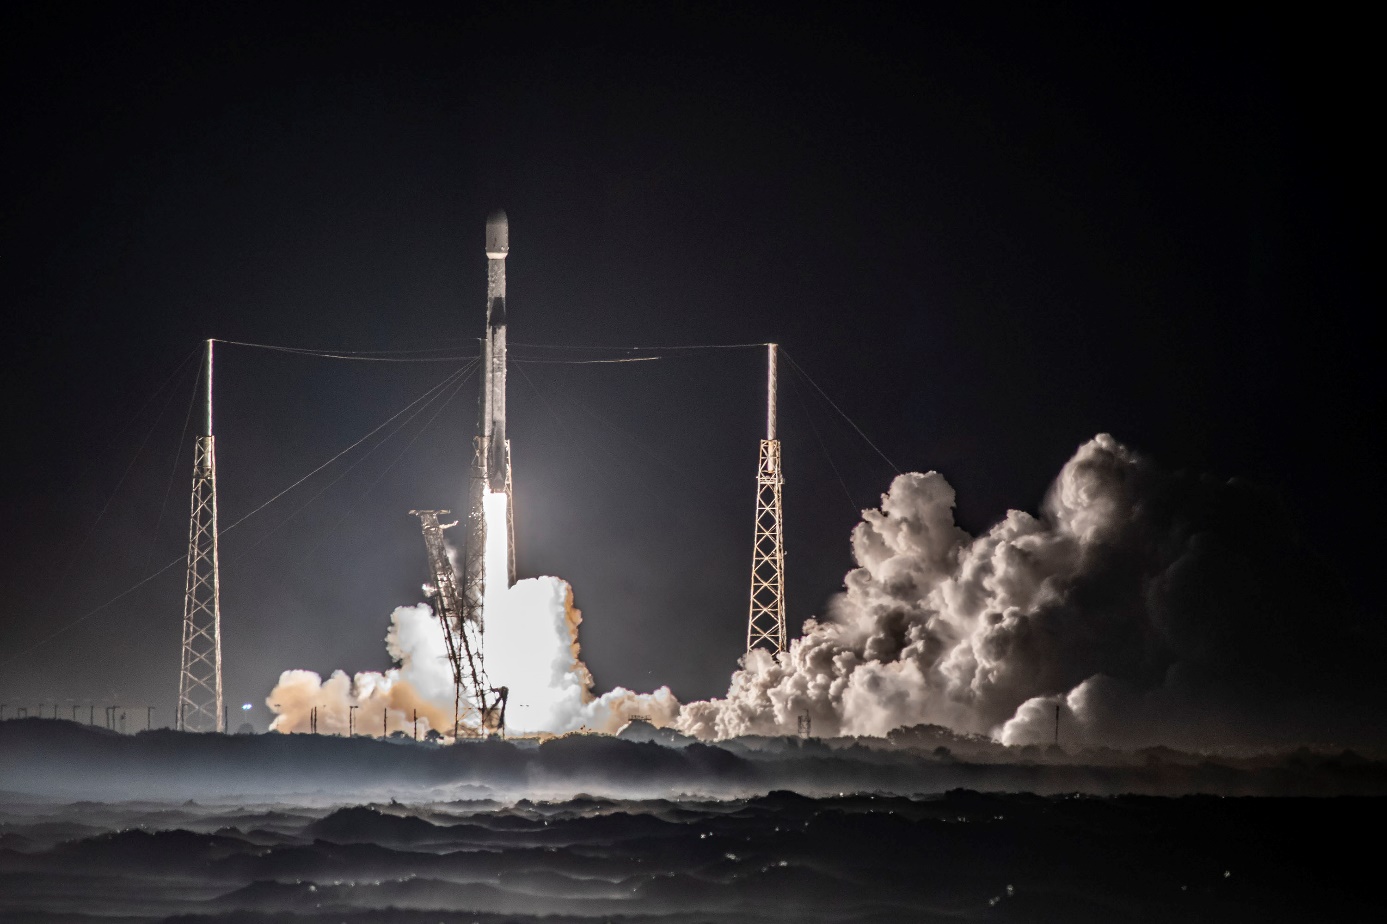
<box><xmin>1</xmin><ymin>3</ymin><xmax>1378</xmax><ymax>724</ymax></box>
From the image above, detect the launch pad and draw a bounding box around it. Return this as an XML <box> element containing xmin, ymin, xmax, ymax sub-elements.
<box><xmin>163</xmin><ymin>209</ymin><xmax>789</xmax><ymax>741</ymax></box>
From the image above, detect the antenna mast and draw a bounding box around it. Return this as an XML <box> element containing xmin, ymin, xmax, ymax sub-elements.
<box><xmin>177</xmin><ymin>340</ymin><xmax>224</xmax><ymax>732</ymax></box>
<box><xmin>746</xmin><ymin>343</ymin><xmax>787</xmax><ymax>654</ymax></box>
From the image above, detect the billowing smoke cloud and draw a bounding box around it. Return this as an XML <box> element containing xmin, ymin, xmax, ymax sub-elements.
<box><xmin>267</xmin><ymin>603</ymin><xmax>457</xmax><ymax>737</ymax></box>
<box><xmin>678</xmin><ymin>434</ymin><xmax>1381</xmax><ymax>751</ymax></box>
<box><xmin>267</xmin><ymin>577</ymin><xmax>678</xmax><ymax>738</ymax></box>
<box><xmin>485</xmin><ymin>577</ymin><xmax>680</xmax><ymax>734</ymax></box>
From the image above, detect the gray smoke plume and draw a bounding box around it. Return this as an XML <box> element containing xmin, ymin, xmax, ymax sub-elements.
<box><xmin>678</xmin><ymin>435</ymin><xmax>1382</xmax><ymax>751</ymax></box>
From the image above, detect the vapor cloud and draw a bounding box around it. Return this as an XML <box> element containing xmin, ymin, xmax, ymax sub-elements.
<box><xmin>267</xmin><ymin>603</ymin><xmax>456</xmax><ymax>738</ymax></box>
<box><xmin>679</xmin><ymin>435</ymin><xmax>1380</xmax><ymax>751</ymax></box>
<box><xmin>485</xmin><ymin>576</ymin><xmax>680</xmax><ymax>734</ymax></box>
<box><xmin>267</xmin><ymin>577</ymin><xmax>678</xmax><ymax>739</ymax></box>
<box><xmin>267</xmin><ymin>434</ymin><xmax>1378</xmax><ymax>752</ymax></box>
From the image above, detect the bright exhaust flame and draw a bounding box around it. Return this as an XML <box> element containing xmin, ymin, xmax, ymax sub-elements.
<box><xmin>475</xmin><ymin>491</ymin><xmax>679</xmax><ymax>733</ymax></box>
<box><xmin>480</xmin><ymin>489</ymin><xmax>624</xmax><ymax>732</ymax></box>
<box><xmin>482</xmin><ymin>490</ymin><xmax>510</xmax><ymax>615</ymax></box>
<box><xmin>481</xmin><ymin>574</ymin><xmax>681</xmax><ymax>734</ymax></box>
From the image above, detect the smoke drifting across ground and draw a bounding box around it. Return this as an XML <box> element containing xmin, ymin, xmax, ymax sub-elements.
<box><xmin>268</xmin><ymin>604</ymin><xmax>457</xmax><ymax>738</ymax></box>
<box><xmin>269</xmin><ymin>434</ymin><xmax>1380</xmax><ymax>753</ymax></box>
<box><xmin>267</xmin><ymin>576</ymin><xmax>678</xmax><ymax>739</ymax></box>
<box><xmin>680</xmin><ymin>435</ymin><xmax>1383</xmax><ymax>752</ymax></box>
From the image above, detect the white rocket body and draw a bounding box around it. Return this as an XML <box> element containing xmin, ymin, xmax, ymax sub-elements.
<box><xmin>481</xmin><ymin>210</ymin><xmax>509</xmax><ymax>487</ymax></box>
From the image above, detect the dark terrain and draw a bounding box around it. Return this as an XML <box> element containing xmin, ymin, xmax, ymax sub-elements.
<box><xmin>0</xmin><ymin>788</ymin><xmax>1380</xmax><ymax>922</ymax></box>
<box><xmin>1</xmin><ymin>720</ymin><xmax>1384</xmax><ymax>921</ymax></box>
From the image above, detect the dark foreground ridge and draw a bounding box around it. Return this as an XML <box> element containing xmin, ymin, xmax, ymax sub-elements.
<box><xmin>3</xmin><ymin>718</ymin><xmax>1386</xmax><ymax>800</ymax></box>
<box><xmin>2</xmin><ymin>720</ymin><xmax>1383</xmax><ymax>922</ymax></box>
<box><xmin>0</xmin><ymin>788</ymin><xmax>1380</xmax><ymax>922</ymax></box>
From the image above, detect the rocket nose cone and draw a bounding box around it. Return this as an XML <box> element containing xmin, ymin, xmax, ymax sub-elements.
<box><xmin>486</xmin><ymin>210</ymin><xmax>509</xmax><ymax>257</ymax></box>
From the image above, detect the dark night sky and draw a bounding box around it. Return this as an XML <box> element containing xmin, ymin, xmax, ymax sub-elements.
<box><xmin>1</xmin><ymin>4</ymin><xmax>1378</xmax><ymax>725</ymax></box>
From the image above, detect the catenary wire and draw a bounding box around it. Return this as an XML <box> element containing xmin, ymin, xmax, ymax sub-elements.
<box><xmin>515</xmin><ymin>362</ymin><xmax>724</xmax><ymax>503</ymax></box>
<box><xmin>143</xmin><ymin>356</ymin><xmax>204</xmax><ymax>571</ymax></box>
<box><xmin>220</xmin><ymin>363</ymin><xmax>474</xmax><ymax>534</ymax></box>
<box><xmin>231</xmin><ymin>362</ymin><xmax>478</xmax><ymax>564</ymax></box>
<box><xmin>788</xmin><ymin>367</ymin><xmax>859</xmax><ymax>513</ymax></box>
<box><xmin>296</xmin><ymin>366</ymin><xmax>477</xmax><ymax>565</ymax></box>
<box><xmin>1</xmin><ymin>363</ymin><xmax>477</xmax><ymax>666</ymax></box>
<box><xmin>782</xmin><ymin>349</ymin><xmax>900</xmax><ymax>474</ymax></box>
<box><xmin>59</xmin><ymin>349</ymin><xmax>200</xmax><ymax>588</ymax></box>
<box><xmin>509</xmin><ymin>340</ymin><xmax>769</xmax><ymax>352</ymax></box>
<box><xmin>0</xmin><ymin>556</ymin><xmax>186</xmax><ymax>668</ymax></box>
<box><xmin>511</xmin><ymin>362</ymin><xmax>626</xmax><ymax>494</ymax></box>
<box><xmin>214</xmin><ymin>338</ymin><xmax>478</xmax><ymax>362</ymax></box>
<box><xmin>215</xmin><ymin>337</ymin><xmax>472</xmax><ymax>355</ymax></box>
<box><xmin>12</xmin><ymin>337</ymin><xmax>874</xmax><ymax>666</ymax></box>
<box><xmin>511</xmin><ymin>356</ymin><xmax>662</xmax><ymax>364</ymax></box>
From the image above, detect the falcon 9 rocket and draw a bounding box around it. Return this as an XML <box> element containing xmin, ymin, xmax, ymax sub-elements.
<box><xmin>460</xmin><ymin>210</ymin><xmax>515</xmax><ymax>631</ymax></box>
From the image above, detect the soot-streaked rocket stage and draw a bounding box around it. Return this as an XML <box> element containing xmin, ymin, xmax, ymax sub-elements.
<box><xmin>465</xmin><ymin>209</ymin><xmax>516</xmax><ymax>623</ymax></box>
<box><xmin>418</xmin><ymin>209</ymin><xmax>517</xmax><ymax>738</ymax></box>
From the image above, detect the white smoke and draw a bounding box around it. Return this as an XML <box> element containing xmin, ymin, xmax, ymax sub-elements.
<box><xmin>266</xmin><ymin>577</ymin><xmax>678</xmax><ymax>739</ymax></box>
<box><xmin>678</xmin><ymin>434</ymin><xmax>1375</xmax><ymax>752</ymax></box>
<box><xmin>266</xmin><ymin>603</ymin><xmax>458</xmax><ymax>737</ymax></box>
<box><xmin>486</xmin><ymin>577</ymin><xmax>680</xmax><ymax>734</ymax></box>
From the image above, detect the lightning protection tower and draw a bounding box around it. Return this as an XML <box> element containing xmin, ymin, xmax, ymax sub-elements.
<box><xmin>746</xmin><ymin>343</ymin><xmax>787</xmax><ymax>654</ymax></box>
<box><xmin>177</xmin><ymin>340</ymin><xmax>223</xmax><ymax>732</ymax></box>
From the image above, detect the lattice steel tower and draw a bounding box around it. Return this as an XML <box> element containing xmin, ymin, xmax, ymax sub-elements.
<box><xmin>177</xmin><ymin>340</ymin><xmax>223</xmax><ymax>732</ymax></box>
<box><xmin>746</xmin><ymin>343</ymin><xmax>787</xmax><ymax>654</ymax></box>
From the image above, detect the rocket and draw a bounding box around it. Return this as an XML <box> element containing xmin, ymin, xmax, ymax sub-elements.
<box><xmin>480</xmin><ymin>209</ymin><xmax>509</xmax><ymax>488</ymax></box>
<box><xmin>461</xmin><ymin>210</ymin><xmax>516</xmax><ymax>632</ymax></box>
